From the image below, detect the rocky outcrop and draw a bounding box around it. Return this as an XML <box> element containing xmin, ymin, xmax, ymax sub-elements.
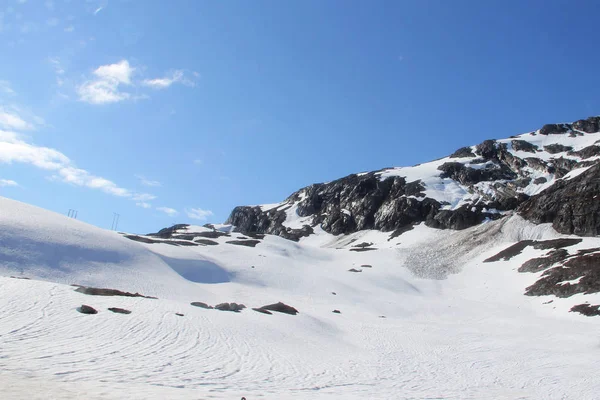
<box><xmin>77</xmin><ymin>305</ymin><xmax>98</xmax><ymax>314</ymax></box>
<box><xmin>74</xmin><ymin>286</ymin><xmax>157</xmax><ymax>299</ymax></box>
<box><xmin>214</xmin><ymin>303</ymin><xmax>246</xmax><ymax>312</ymax></box>
<box><xmin>255</xmin><ymin>302</ymin><xmax>299</xmax><ymax>315</ymax></box>
<box><xmin>518</xmin><ymin>164</ymin><xmax>600</xmax><ymax>236</ymax></box>
<box><xmin>220</xmin><ymin>114</ymin><xmax>600</xmax><ymax>241</ymax></box>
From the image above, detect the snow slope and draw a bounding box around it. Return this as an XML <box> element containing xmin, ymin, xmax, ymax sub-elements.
<box><xmin>1</xmin><ymin>196</ymin><xmax>600</xmax><ymax>399</ymax></box>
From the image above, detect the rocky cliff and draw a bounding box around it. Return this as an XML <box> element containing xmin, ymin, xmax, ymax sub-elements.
<box><xmin>227</xmin><ymin>116</ymin><xmax>600</xmax><ymax>240</ymax></box>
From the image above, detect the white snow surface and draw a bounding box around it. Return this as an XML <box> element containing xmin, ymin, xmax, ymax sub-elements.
<box><xmin>1</xmin><ymin>196</ymin><xmax>600</xmax><ymax>399</ymax></box>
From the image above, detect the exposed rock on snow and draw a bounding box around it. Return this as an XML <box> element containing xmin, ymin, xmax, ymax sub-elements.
<box><xmin>214</xmin><ymin>302</ymin><xmax>246</xmax><ymax>312</ymax></box>
<box><xmin>570</xmin><ymin>304</ymin><xmax>600</xmax><ymax>316</ymax></box>
<box><xmin>190</xmin><ymin>302</ymin><xmax>213</xmax><ymax>309</ymax></box>
<box><xmin>77</xmin><ymin>305</ymin><xmax>98</xmax><ymax>314</ymax></box>
<box><xmin>75</xmin><ymin>286</ymin><xmax>157</xmax><ymax>299</ymax></box>
<box><xmin>226</xmin><ymin>240</ymin><xmax>261</xmax><ymax>247</ymax></box>
<box><xmin>256</xmin><ymin>302</ymin><xmax>299</xmax><ymax>315</ymax></box>
<box><xmin>108</xmin><ymin>307</ymin><xmax>131</xmax><ymax>314</ymax></box>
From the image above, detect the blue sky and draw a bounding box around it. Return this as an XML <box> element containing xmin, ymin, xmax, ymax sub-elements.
<box><xmin>0</xmin><ymin>0</ymin><xmax>599</xmax><ymax>234</ymax></box>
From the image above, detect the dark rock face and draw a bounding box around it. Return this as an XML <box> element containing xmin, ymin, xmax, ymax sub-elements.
<box><xmin>484</xmin><ymin>239</ymin><xmax>581</xmax><ymax>263</ymax></box>
<box><xmin>570</xmin><ymin>304</ymin><xmax>600</xmax><ymax>316</ymax></box>
<box><xmin>226</xmin><ymin>240</ymin><xmax>261</xmax><ymax>247</ymax></box>
<box><xmin>525</xmin><ymin>253</ymin><xmax>600</xmax><ymax>297</ymax></box>
<box><xmin>256</xmin><ymin>302</ymin><xmax>299</xmax><ymax>315</ymax></box>
<box><xmin>190</xmin><ymin>302</ymin><xmax>213</xmax><ymax>309</ymax></box>
<box><xmin>108</xmin><ymin>307</ymin><xmax>131</xmax><ymax>314</ymax></box>
<box><xmin>77</xmin><ymin>305</ymin><xmax>98</xmax><ymax>314</ymax></box>
<box><xmin>544</xmin><ymin>144</ymin><xmax>573</xmax><ymax>154</ymax></box>
<box><xmin>539</xmin><ymin>123</ymin><xmax>571</xmax><ymax>135</ymax></box>
<box><xmin>149</xmin><ymin>224</ymin><xmax>190</xmax><ymax>239</ymax></box>
<box><xmin>74</xmin><ymin>286</ymin><xmax>157</xmax><ymax>299</ymax></box>
<box><xmin>195</xmin><ymin>239</ymin><xmax>219</xmax><ymax>246</ymax></box>
<box><xmin>348</xmin><ymin>268</ymin><xmax>362</xmax><ymax>273</ymax></box>
<box><xmin>450</xmin><ymin>146</ymin><xmax>475</xmax><ymax>158</ymax></box>
<box><xmin>214</xmin><ymin>303</ymin><xmax>246</xmax><ymax>312</ymax></box>
<box><xmin>572</xmin><ymin>116</ymin><xmax>600</xmax><ymax>133</ymax></box>
<box><xmin>221</xmin><ymin>114</ymin><xmax>600</xmax><ymax>241</ymax></box>
<box><xmin>484</xmin><ymin>241</ymin><xmax>534</xmax><ymax>262</ymax></box>
<box><xmin>518</xmin><ymin>164</ymin><xmax>600</xmax><ymax>236</ymax></box>
<box><xmin>332</xmin><ymin>310</ymin><xmax>341</xmax><ymax>314</ymax></box>
<box><xmin>511</xmin><ymin>140</ymin><xmax>538</xmax><ymax>153</ymax></box>
<box><xmin>518</xmin><ymin>249</ymin><xmax>569</xmax><ymax>273</ymax></box>
<box><xmin>568</xmin><ymin>145</ymin><xmax>600</xmax><ymax>159</ymax></box>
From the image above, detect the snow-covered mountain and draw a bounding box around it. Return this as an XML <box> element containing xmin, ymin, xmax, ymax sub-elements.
<box><xmin>2</xmin><ymin>115</ymin><xmax>600</xmax><ymax>399</ymax></box>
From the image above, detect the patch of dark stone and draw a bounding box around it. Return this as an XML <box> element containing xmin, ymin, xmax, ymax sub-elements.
<box><xmin>572</xmin><ymin>116</ymin><xmax>600</xmax><ymax>134</ymax></box>
<box><xmin>511</xmin><ymin>140</ymin><xmax>538</xmax><ymax>153</ymax></box>
<box><xmin>195</xmin><ymin>231</ymin><xmax>230</xmax><ymax>239</ymax></box>
<box><xmin>147</xmin><ymin>224</ymin><xmax>190</xmax><ymax>239</ymax></box>
<box><xmin>543</xmin><ymin>144</ymin><xmax>573</xmax><ymax>154</ymax></box>
<box><xmin>77</xmin><ymin>305</ymin><xmax>98</xmax><ymax>314</ymax></box>
<box><xmin>438</xmin><ymin>161</ymin><xmax>517</xmax><ymax>186</ymax></box>
<box><xmin>108</xmin><ymin>307</ymin><xmax>131</xmax><ymax>314</ymax></box>
<box><xmin>332</xmin><ymin>310</ymin><xmax>341</xmax><ymax>314</ymax></box>
<box><xmin>190</xmin><ymin>302</ymin><xmax>213</xmax><ymax>309</ymax></box>
<box><xmin>214</xmin><ymin>303</ymin><xmax>246</xmax><ymax>312</ymax></box>
<box><xmin>353</xmin><ymin>242</ymin><xmax>373</xmax><ymax>248</ymax></box>
<box><xmin>124</xmin><ymin>234</ymin><xmax>199</xmax><ymax>247</ymax></box>
<box><xmin>9</xmin><ymin>276</ymin><xmax>30</xmax><ymax>280</ymax></box>
<box><xmin>378</xmin><ymin>316</ymin><xmax>386</xmax><ymax>318</ymax></box>
<box><xmin>245</xmin><ymin>233</ymin><xmax>266</xmax><ymax>240</ymax></box>
<box><xmin>570</xmin><ymin>304</ymin><xmax>600</xmax><ymax>316</ymax></box>
<box><xmin>255</xmin><ymin>302</ymin><xmax>299</xmax><ymax>315</ymax></box>
<box><xmin>533</xmin><ymin>177</ymin><xmax>547</xmax><ymax>185</ymax></box>
<box><xmin>194</xmin><ymin>239</ymin><xmax>219</xmax><ymax>246</ymax></box>
<box><xmin>175</xmin><ymin>313</ymin><xmax>184</xmax><ymax>317</ymax></box>
<box><xmin>348</xmin><ymin>268</ymin><xmax>362</xmax><ymax>273</ymax></box>
<box><xmin>542</xmin><ymin>300</ymin><xmax>553</xmax><ymax>304</ymax></box>
<box><xmin>331</xmin><ymin>292</ymin><xmax>337</xmax><ymax>295</ymax></box>
<box><xmin>74</xmin><ymin>286</ymin><xmax>157</xmax><ymax>299</ymax></box>
<box><xmin>484</xmin><ymin>238</ymin><xmax>582</xmax><ymax>263</ymax></box>
<box><xmin>361</xmin><ymin>264</ymin><xmax>373</xmax><ymax>268</ymax></box>
<box><xmin>539</xmin><ymin>123</ymin><xmax>571</xmax><ymax>136</ymax></box>
<box><xmin>349</xmin><ymin>248</ymin><xmax>377</xmax><ymax>252</ymax></box>
<box><xmin>388</xmin><ymin>224</ymin><xmax>414</xmax><ymax>241</ymax></box>
<box><xmin>449</xmin><ymin>146</ymin><xmax>475</xmax><ymax>158</ymax></box>
<box><xmin>226</xmin><ymin>240</ymin><xmax>261</xmax><ymax>247</ymax></box>
<box><xmin>567</xmin><ymin>145</ymin><xmax>600</xmax><ymax>160</ymax></box>
<box><xmin>524</xmin><ymin>253</ymin><xmax>600</xmax><ymax>297</ymax></box>
<box><xmin>518</xmin><ymin>249</ymin><xmax>569</xmax><ymax>273</ymax></box>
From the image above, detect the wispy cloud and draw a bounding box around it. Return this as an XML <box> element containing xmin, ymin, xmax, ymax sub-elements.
<box><xmin>0</xmin><ymin>107</ymin><xmax>35</xmax><ymax>130</ymax></box>
<box><xmin>193</xmin><ymin>159</ymin><xmax>202</xmax><ymax>165</ymax></box>
<box><xmin>64</xmin><ymin>25</ymin><xmax>74</xmax><ymax>33</ymax></box>
<box><xmin>142</xmin><ymin>70</ymin><xmax>196</xmax><ymax>89</ymax></box>
<box><xmin>132</xmin><ymin>193</ymin><xmax>156</xmax><ymax>202</ymax></box>
<box><xmin>0</xmin><ymin>109</ymin><xmax>155</xmax><ymax>203</ymax></box>
<box><xmin>0</xmin><ymin>81</ymin><xmax>15</xmax><ymax>95</ymax></box>
<box><xmin>46</xmin><ymin>17</ymin><xmax>59</xmax><ymax>27</ymax></box>
<box><xmin>136</xmin><ymin>202</ymin><xmax>151</xmax><ymax>209</ymax></box>
<box><xmin>185</xmin><ymin>207</ymin><xmax>213</xmax><ymax>221</ymax></box>
<box><xmin>0</xmin><ymin>178</ymin><xmax>18</xmax><ymax>187</ymax></box>
<box><xmin>77</xmin><ymin>60</ymin><xmax>135</xmax><ymax>104</ymax></box>
<box><xmin>157</xmin><ymin>206</ymin><xmax>178</xmax><ymax>217</ymax></box>
<box><xmin>135</xmin><ymin>174</ymin><xmax>161</xmax><ymax>187</ymax></box>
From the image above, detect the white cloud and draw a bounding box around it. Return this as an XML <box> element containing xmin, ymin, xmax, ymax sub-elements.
<box><xmin>0</xmin><ymin>107</ymin><xmax>34</xmax><ymax>130</ymax></box>
<box><xmin>0</xmin><ymin>108</ymin><xmax>156</xmax><ymax>203</ymax></box>
<box><xmin>132</xmin><ymin>193</ymin><xmax>156</xmax><ymax>202</ymax></box>
<box><xmin>64</xmin><ymin>25</ymin><xmax>74</xmax><ymax>33</ymax></box>
<box><xmin>185</xmin><ymin>207</ymin><xmax>213</xmax><ymax>221</ymax></box>
<box><xmin>142</xmin><ymin>70</ymin><xmax>195</xmax><ymax>89</ymax></box>
<box><xmin>157</xmin><ymin>206</ymin><xmax>178</xmax><ymax>217</ymax></box>
<box><xmin>77</xmin><ymin>60</ymin><xmax>135</xmax><ymax>104</ymax></box>
<box><xmin>0</xmin><ymin>178</ymin><xmax>18</xmax><ymax>187</ymax></box>
<box><xmin>135</xmin><ymin>174</ymin><xmax>161</xmax><ymax>187</ymax></box>
<box><xmin>136</xmin><ymin>202</ymin><xmax>151</xmax><ymax>209</ymax></box>
<box><xmin>0</xmin><ymin>81</ymin><xmax>15</xmax><ymax>95</ymax></box>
